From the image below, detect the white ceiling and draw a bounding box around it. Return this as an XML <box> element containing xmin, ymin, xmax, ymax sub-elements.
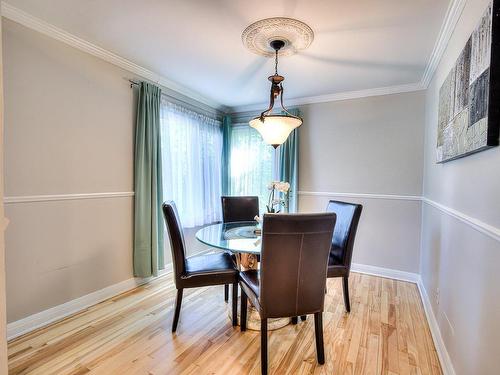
<box><xmin>5</xmin><ymin>0</ymin><xmax>451</xmax><ymax>110</ymax></box>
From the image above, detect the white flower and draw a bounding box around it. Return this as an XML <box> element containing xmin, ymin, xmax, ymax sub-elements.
<box><xmin>276</xmin><ymin>181</ymin><xmax>290</xmax><ymax>193</ymax></box>
<box><xmin>267</xmin><ymin>181</ymin><xmax>276</xmax><ymax>190</ymax></box>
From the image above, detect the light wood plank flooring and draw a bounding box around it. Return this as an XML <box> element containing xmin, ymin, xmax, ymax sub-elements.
<box><xmin>8</xmin><ymin>272</ymin><xmax>442</xmax><ymax>374</ymax></box>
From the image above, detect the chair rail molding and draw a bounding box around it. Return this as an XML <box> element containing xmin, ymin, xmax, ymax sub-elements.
<box><xmin>4</xmin><ymin>191</ymin><xmax>134</xmax><ymax>204</ymax></box>
<box><xmin>422</xmin><ymin>197</ymin><xmax>500</xmax><ymax>243</ymax></box>
<box><xmin>299</xmin><ymin>191</ymin><xmax>500</xmax><ymax>243</ymax></box>
<box><xmin>298</xmin><ymin>190</ymin><xmax>422</xmax><ymax>201</ymax></box>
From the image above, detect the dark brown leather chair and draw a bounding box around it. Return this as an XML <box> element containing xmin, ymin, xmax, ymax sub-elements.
<box><xmin>239</xmin><ymin>213</ymin><xmax>336</xmax><ymax>375</ymax></box>
<box><xmin>220</xmin><ymin>195</ymin><xmax>259</xmax><ymax>301</ymax></box>
<box><xmin>221</xmin><ymin>196</ymin><xmax>259</xmax><ymax>223</ymax></box>
<box><xmin>326</xmin><ymin>200</ymin><xmax>363</xmax><ymax>313</ymax></box>
<box><xmin>162</xmin><ymin>201</ymin><xmax>239</xmax><ymax>332</ymax></box>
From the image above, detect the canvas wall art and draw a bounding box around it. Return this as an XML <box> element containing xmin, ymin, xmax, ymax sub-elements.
<box><xmin>437</xmin><ymin>0</ymin><xmax>500</xmax><ymax>163</ymax></box>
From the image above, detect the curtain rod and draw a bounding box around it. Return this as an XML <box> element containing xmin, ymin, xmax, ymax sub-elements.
<box><xmin>128</xmin><ymin>79</ymin><xmax>140</xmax><ymax>88</ymax></box>
<box><xmin>128</xmin><ymin>79</ymin><xmax>222</xmax><ymax>120</ymax></box>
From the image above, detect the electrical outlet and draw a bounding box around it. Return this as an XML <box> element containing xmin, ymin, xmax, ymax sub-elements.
<box><xmin>434</xmin><ymin>288</ymin><xmax>440</xmax><ymax>305</ymax></box>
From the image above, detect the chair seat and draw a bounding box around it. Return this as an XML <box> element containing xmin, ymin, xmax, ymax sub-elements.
<box><xmin>180</xmin><ymin>252</ymin><xmax>238</xmax><ymax>288</ymax></box>
<box><xmin>186</xmin><ymin>252</ymin><xmax>237</xmax><ymax>275</ymax></box>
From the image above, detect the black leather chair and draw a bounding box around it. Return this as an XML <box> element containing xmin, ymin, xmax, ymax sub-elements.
<box><xmin>326</xmin><ymin>200</ymin><xmax>363</xmax><ymax>312</ymax></box>
<box><xmin>221</xmin><ymin>196</ymin><xmax>259</xmax><ymax>223</ymax></box>
<box><xmin>162</xmin><ymin>201</ymin><xmax>239</xmax><ymax>332</ymax></box>
<box><xmin>239</xmin><ymin>213</ymin><xmax>337</xmax><ymax>375</ymax></box>
<box><xmin>220</xmin><ymin>195</ymin><xmax>259</xmax><ymax>301</ymax></box>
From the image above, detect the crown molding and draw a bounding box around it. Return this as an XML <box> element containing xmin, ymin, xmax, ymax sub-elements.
<box><xmin>421</xmin><ymin>0</ymin><xmax>468</xmax><ymax>88</ymax></box>
<box><xmin>0</xmin><ymin>2</ymin><xmax>226</xmax><ymax>111</ymax></box>
<box><xmin>230</xmin><ymin>0</ymin><xmax>467</xmax><ymax>113</ymax></box>
<box><xmin>230</xmin><ymin>82</ymin><xmax>426</xmax><ymax>113</ymax></box>
<box><xmin>1</xmin><ymin>0</ymin><xmax>466</xmax><ymax>113</ymax></box>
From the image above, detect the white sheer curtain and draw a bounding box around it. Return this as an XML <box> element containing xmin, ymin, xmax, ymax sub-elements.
<box><xmin>160</xmin><ymin>99</ymin><xmax>222</xmax><ymax>228</ymax></box>
<box><xmin>230</xmin><ymin>124</ymin><xmax>275</xmax><ymax>213</ymax></box>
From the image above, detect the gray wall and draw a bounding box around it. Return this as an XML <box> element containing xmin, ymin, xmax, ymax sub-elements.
<box><xmin>297</xmin><ymin>92</ymin><xmax>426</xmax><ymax>273</ymax></box>
<box><xmin>420</xmin><ymin>0</ymin><xmax>500</xmax><ymax>374</ymax></box>
<box><xmin>3</xmin><ymin>20</ymin><xmax>137</xmax><ymax>322</ymax></box>
<box><xmin>0</xmin><ymin>13</ymin><xmax>9</xmax><ymax>373</ymax></box>
<box><xmin>2</xmin><ymin>19</ymin><xmax>215</xmax><ymax>323</ymax></box>
<box><xmin>10</xmin><ymin>12</ymin><xmax>500</xmax><ymax>375</ymax></box>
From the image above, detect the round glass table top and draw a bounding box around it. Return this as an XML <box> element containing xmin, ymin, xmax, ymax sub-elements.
<box><xmin>195</xmin><ymin>221</ymin><xmax>261</xmax><ymax>254</ymax></box>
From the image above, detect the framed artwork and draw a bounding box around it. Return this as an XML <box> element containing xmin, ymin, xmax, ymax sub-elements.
<box><xmin>437</xmin><ymin>0</ymin><xmax>500</xmax><ymax>163</ymax></box>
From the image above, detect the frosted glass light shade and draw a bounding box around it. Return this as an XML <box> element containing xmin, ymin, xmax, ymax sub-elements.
<box><xmin>249</xmin><ymin>115</ymin><xmax>302</xmax><ymax>147</ymax></box>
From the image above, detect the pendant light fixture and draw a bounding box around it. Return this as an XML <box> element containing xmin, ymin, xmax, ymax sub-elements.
<box><xmin>242</xmin><ymin>17</ymin><xmax>313</xmax><ymax>148</ymax></box>
<box><xmin>249</xmin><ymin>40</ymin><xmax>303</xmax><ymax>148</ymax></box>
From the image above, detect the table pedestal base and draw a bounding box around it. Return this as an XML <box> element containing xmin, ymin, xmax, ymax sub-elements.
<box><xmin>226</xmin><ymin>297</ymin><xmax>290</xmax><ymax>331</ymax></box>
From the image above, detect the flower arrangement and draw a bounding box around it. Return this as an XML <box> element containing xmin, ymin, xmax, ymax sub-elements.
<box><xmin>266</xmin><ymin>181</ymin><xmax>291</xmax><ymax>213</ymax></box>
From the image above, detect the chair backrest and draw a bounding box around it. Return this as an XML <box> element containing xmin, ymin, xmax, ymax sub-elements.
<box><xmin>162</xmin><ymin>201</ymin><xmax>187</xmax><ymax>286</ymax></box>
<box><xmin>326</xmin><ymin>200</ymin><xmax>363</xmax><ymax>269</ymax></box>
<box><xmin>259</xmin><ymin>213</ymin><xmax>336</xmax><ymax>319</ymax></box>
<box><xmin>221</xmin><ymin>196</ymin><xmax>259</xmax><ymax>223</ymax></box>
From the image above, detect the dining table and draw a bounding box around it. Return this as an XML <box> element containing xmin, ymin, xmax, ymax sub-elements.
<box><xmin>196</xmin><ymin>221</ymin><xmax>290</xmax><ymax>331</ymax></box>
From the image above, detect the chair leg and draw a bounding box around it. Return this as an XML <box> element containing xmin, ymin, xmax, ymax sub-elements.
<box><xmin>261</xmin><ymin>318</ymin><xmax>268</xmax><ymax>375</ymax></box>
<box><xmin>291</xmin><ymin>316</ymin><xmax>298</xmax><ymax>325</ymax></box>
<box><xmin>300</xmin><ymin>315</ymin><xmax>307</xmax><ymax>321</ymax></box>
<box><xmin>172</xmin><ymin>288</ymin><xmax>183</xmax><ymax>332</ymax></box>
<box><xmin>342</xmin><ymin>276</ymin><xmax>351</xmax><ymax>313</ymax></box>
<box><xmin>240</xmin><ymin>290</ymin><xmax>247</xmax><ymax>331</ymax></box>
<box><xmin>224</xmin><ymin>284</ymin><xmax>229</xmax><ymax>302</ymax></box>
<box><xmin>314</xmin><ymin>312</ymin><xmax>325</xmax><ymax>364</ymax></box>
<box><xmin>232</xmin><ymin>282</ymin><xmax>238</xmax><ymax>326</ymax></box>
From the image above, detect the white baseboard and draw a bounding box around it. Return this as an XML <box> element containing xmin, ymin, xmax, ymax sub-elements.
<box><xmin>7</xmin><ymin>260</ymin><xmax>455</xmax><ymax>375</ymax></box>
<box><xmin>352</xmin><ymin>263</ymin><xmax>455</xmax><ymax>375</ymax></box>
<box><xmin>417</xmin><ymin>277</ymin><xmax>456</xmax><ymax>375</ymax></box>
<box><xmin>6</xmin><ymin>249</ymin><xmax>218</xmax><ymax>341</ymax></box>
<box><xmin>7</xmin><ymin>265</ymin><xmax>172</xmax><ymax>341</ymax></box>
<box><xmin>351</xmin><ymin>263</ymin><xmax>420</xmax><ymax>283</ymax></box>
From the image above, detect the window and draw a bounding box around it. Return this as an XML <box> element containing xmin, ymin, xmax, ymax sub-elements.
<box><xmin>229</xmin><ymin>124</ymin><xmax>277</xmax><ymax>212</ymax></box>
<box><xmin>160</xmin><ymin>100</ymin><xmax>222</xmax><ymax>228</ymax></box>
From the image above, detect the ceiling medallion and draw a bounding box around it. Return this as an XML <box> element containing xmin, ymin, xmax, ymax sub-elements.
<box><xmin>242</xmin><ymin>17</ymin><xmax>314</xmax><ymax>57</ymax></box>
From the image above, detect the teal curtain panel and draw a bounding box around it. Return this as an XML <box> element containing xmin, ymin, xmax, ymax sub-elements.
<box><xmin>221</xmin><ymin>115</ymin><xmax>232</xmax><ymax>196</ymax></box>
<box><xmin>133</xmin><ymin>82</ymin><xmax>164</xmax><ymax>277</ymax></box>
<box><xmin>279</xmin><ymin>108</ymin><xmax>300</xmax><ymax>213</ymax></box>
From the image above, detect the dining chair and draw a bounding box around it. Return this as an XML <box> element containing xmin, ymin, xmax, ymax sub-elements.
<box><xmin>326</xmin><ymin>200</ymin><xmax>363</xmax><ymax>313</ymax></box>
<box><xmin>239</xmin><ymin>213</ymin><xmax>337</xmax><ymax>375</ymax></box>
<box><xmin>220</xmin><ymin>195</ymin><xmax>259</xmax><ymax>301</ymax></box>
<box><xmin>162</xmin><ymin>201</ymin><xmax>239</xmax><ymax>332</ymax></box>
<box><xmin>221</xmin><ymin>195</ymin><xmax>259</xmax><ymax>223</ymax></box>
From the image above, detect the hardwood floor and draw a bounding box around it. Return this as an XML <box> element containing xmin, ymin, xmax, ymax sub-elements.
<box><xmin>7</xmin><ymin>272</ymin><xmax>442</xmax><ymax>375</ymax></box>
